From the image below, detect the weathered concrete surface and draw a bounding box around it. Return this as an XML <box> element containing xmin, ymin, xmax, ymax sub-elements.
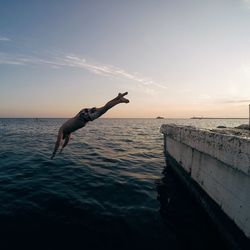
<box><xmin>161</xmin><ymin>124</ymin><xmax>250</xmax><ymax>240</ymax></box>
<box><xmin>161</xmin><ymin>124</ymin><xmax>250</xmax><ymax>175</ymax></box>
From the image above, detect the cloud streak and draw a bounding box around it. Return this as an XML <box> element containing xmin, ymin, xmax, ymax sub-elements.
<box><xmin>242</xmin><ymin>0</ymin><xmax>250</xmax><ymax>9</ymax></box>
<box><xmin>0</xmin><ymin>36</ymin><xmax>11</xmax><ymax>42</ymax></box>
<box><xmin>0</xmin><ymin>52</ymin><xmax>167</xmax><ymax>91</ymax></box>
<box><xmin>221</xmin><ymin>99</ymin><xmax>250</xmax><ymax>104</ymax></box>
<box><xmin>63</xmin><ymin>55</ymin><xmax>167</xmax><ymax>89</ymax></box>
<box><xmin>240</xmin><ymin>63</ymin><xmax>250</xmax><ymax>78</ymax></box>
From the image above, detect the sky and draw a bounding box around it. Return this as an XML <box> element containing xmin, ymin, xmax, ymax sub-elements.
<box><xmin>1</xmin><ymin>0</ymin><xmax>250</xmax><ymax>118</ymax></box>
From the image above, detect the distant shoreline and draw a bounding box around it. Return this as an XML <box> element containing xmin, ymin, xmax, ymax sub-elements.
<box><xmin>190</xmin><ymin>117</ymin><xmax>248</xmax><ymax>120</ymax></box>
<box><xmin>0</xmin><ymin>117</ymin><xmax>248</xmax><ymax>120</ymax></box>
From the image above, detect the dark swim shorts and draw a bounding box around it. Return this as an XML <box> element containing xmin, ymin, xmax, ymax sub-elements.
<box><xmin>78</xmin><ymin>107</ymin><xmax>98</xmax><ymax>122</ymax></box>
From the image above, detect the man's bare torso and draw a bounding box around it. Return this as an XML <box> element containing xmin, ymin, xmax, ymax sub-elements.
<box><xmin>60</xmin><ymin>116</ymin><xmax>86</xmax><ymax>135</ymax></box>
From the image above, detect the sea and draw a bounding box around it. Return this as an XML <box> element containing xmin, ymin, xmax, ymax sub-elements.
<box><xmin>0</xmin><ymin>118</ymin><xmax>248</xmax><ymax>250</ymax></box>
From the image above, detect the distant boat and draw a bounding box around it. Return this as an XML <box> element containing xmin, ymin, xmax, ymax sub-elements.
<box><xmin>190</xmin><ymin>116</ymin><xmax>203</xmax><ymax>119</ymax></box>
<box><xmin>156</xmin><ymin>116</ymin><xmax>164</xmax><ymax>119</ymax></box>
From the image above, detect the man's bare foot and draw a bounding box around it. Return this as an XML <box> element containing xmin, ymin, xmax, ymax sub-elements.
<box><xmin>117</xmin><ymin>92</ymin><xmax>129</xmax><ymax>103</ymax></box>
<box><xmin>120</xmin><ymin>97</ymin><xmax>129</xmax><ymax>103</ymax></box>
<box><xmin>117</xmin><ymin>92</ymin><xmax>128</xmax><ymax>99</ymax></box>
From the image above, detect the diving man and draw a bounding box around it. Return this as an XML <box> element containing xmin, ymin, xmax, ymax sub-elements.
<box><xmin>51</xmin><ymin>92</ymin><xmax>129</xmax><ymax>159</ymax></box>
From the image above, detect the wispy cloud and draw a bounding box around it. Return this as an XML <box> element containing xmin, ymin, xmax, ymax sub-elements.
<box><xmin>0</xmin><ymin>53</ymin><xmax>26</xmax><ymax>65</ymax></box>
<box><xmin>198</xmin><ymin>94</ymin><xmax>212</xmax><ymax>100</ymax></box>
<box><xmin>240</xmin><ymin>63</ymin><xmax>250</xmax><ymax>77</ymax></box>
<box><xmin>62</xmin><ymin>55</ymin><xmax>168</xmax><ymax>90</ymax></box>
<box><xmin>0</xmin><ymin>52</ymin><xmax>168</xmax><ymax>91</ymax></box>
<box><xmin>0</xmin><ymin>36</ymin><xmax>11</xmax><ymax>42</ymax></box>
<box><xmin>220</xmin><ymin>99</ymin><xmax>250</xmax><ymax>104</ymax></box>
<box><xmin>242</xmin><ymin>0</ymin><xmax>250</xmax><ymax>8</ymax></box>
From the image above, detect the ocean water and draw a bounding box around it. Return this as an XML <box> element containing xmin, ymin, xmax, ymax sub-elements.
<box><xmin>0</xmin><ymin>118</ymin><xmax>247</xmax><ymax>250</ymax></box>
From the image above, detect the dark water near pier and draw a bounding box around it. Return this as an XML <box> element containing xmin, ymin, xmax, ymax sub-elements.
<box><xmin>0</xmin><ymin>118</ymin><xmax>247</xmax><ymax>249</ymax></box>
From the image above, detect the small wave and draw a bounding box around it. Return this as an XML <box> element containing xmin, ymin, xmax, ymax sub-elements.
<box><xmin>0</xmin><ymin>118</ymin><xmax>228</xmax><ymax>249</ymax></box>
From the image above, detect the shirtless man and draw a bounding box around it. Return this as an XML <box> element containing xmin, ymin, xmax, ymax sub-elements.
<box><xmin>51</xmin><ymin>92</ymin><xmax>129</xmax><ymax>159</ymax></box>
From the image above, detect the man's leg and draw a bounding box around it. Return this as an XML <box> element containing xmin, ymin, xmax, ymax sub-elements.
<box><xmin>90</xmin><ymin>92</ymin><xmax>129</xmax><ymax>120</ymax></box>
<box><xmin>60</xmin><ymin>134</ymin><xmax>71</xmax><ymax>154</ymax></box>
<box><xmin>51</xmin><ymin>129</ymin><xmax>63</xmax><ymax>159</ymax></box>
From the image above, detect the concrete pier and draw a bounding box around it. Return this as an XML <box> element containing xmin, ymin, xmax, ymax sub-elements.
<box><xmin>160</xmin><ymin>124</ymin><xmax>250</xmax><ymax>249</ymax></box>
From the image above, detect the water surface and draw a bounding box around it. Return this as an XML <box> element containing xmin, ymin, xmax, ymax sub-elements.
<box><xmin>0</xmin><ymin>118</ymin><xmax>246</xmax><ymax>249</ymax></box>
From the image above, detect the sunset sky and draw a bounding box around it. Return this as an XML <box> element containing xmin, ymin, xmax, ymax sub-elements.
<box><xmin>1</xmin><ymin>0</ymin><xmax>250</xmax><ymax>118</ymax></box>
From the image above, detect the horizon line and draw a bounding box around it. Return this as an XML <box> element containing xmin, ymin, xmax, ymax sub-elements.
<box><xmin>0</xmin><ymin>117</ymin><xmax>248</xmax><ymax>119</ymax></box>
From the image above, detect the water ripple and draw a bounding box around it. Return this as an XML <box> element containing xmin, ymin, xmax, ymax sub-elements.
<box><xmin>0</xmin><ymin>118</ymin><xmax>238</xmax><ymax>249</ymax></box>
